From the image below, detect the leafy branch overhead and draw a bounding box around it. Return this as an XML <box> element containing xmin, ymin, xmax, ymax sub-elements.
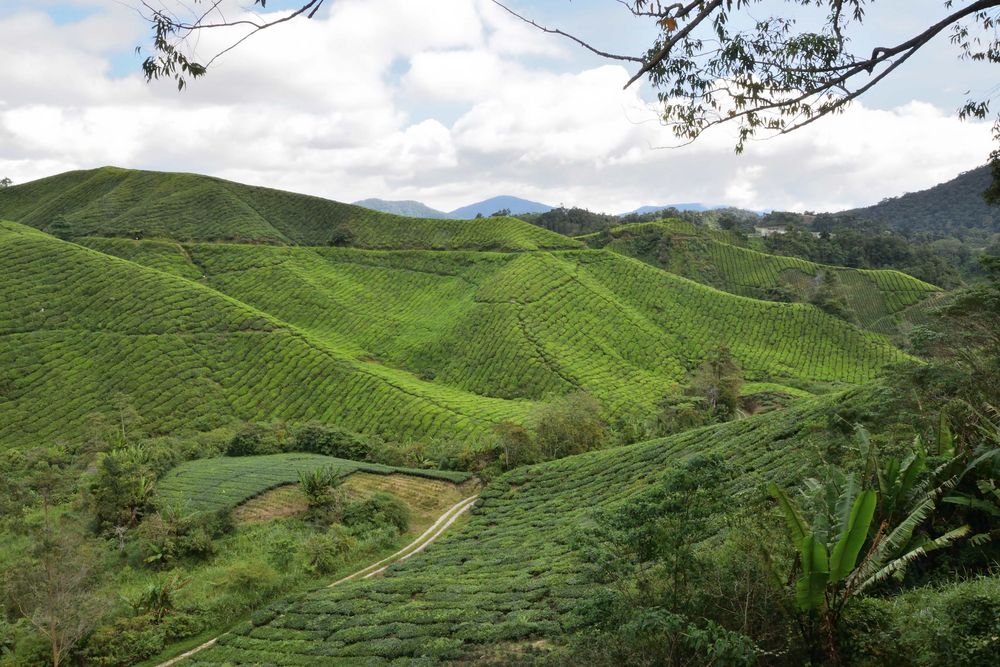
<box><xmin>493</xmin><ymin>0</ymin><xmax>1000</xmax><ymax>153</ymax></box>
<box><xmin>139</xmin><ymin>1</ymin><xmax>1000</xmax><ymax>160</ymax></box>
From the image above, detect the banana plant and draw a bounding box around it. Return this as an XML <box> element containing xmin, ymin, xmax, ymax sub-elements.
<box><xmin>769</xmin><ymin>451</ymin><xmax>971</xmax><ymax>663</ymax></box>
<box><xmin>768</xmin><ymin>479</ymin><xmax>875</xmax><ymax>613</ymax></box>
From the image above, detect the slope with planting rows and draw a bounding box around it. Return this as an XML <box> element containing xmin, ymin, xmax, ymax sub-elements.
<box><xmin>76</xmin><ymin>237</ymin><xmax>910</xmax><ymax>420</ymax></box>
<box><xmin>188</xmin><ymin>390</ymin><xmax>856</xmax><ymax>664</ymax></box>
<box><xmin>592</xmin><ymin>221</ymin><xmax>941</xmax><ymax>334</ymax></box>
<box><xmin>0</xmin><ymin>221</ymin><xmax>534</xmax><ymax>449</ymax></box>
<box><xmin>0</xmin><ymin>169</ymin><xmax>922</xmax><ymax>449</ymax></box>
<box><xmin>156</xmin><ymin>453</ymin><xmax>469</xmax><ymax>513</ymax></box>
<box><xmin>0</xmin><ymin>167</ymin><xmax>579</xmax><ymax>251</ymax></box>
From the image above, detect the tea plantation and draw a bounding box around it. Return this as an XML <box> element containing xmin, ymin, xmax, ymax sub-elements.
<box><xmin>0</xmin><ymin>167</ymin><xmax>579</xmax><ymax>250</ymax></box>
<box><xmin>187</xmin><ymin>390</ymin><xmax>857</xmax><ymax>664</ymax></box>
<box><xmin>0</xmin><ymin>221</ymin><xmax>534</xmax><ymax>449</ymax></box>
<box><xmin>593</xmin><ymin>221</ymin><xmax>941</xmax><ymax>334</ymax></box>
<box><xmin>0</xmin><ymin>167</ymin><xmax>928</xmax><ymax>449</ymax></box>
<box><xmin>157</xmin><ymin>453</ymin><xmax>470</xmax><ymax>513</ymax></box>
<box><xmin>80</xmin><ymin>240</ymin><xmax>906</xmax><ymax>415</ymax></box>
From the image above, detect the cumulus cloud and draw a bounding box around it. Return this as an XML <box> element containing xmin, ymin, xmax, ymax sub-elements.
<box><xmin>0</xmin><ymin>0</ymin><xmax>992</xmax><ymax>213</ymax></box>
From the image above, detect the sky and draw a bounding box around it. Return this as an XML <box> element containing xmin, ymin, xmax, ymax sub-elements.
<box><xmin>0</xmin><ymin>0</ymin><xmax>996</xmax><ymax>213</ymax></box>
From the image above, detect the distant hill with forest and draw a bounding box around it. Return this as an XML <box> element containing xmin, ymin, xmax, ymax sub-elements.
<box><xmin>840</xmin><ymin>165</ymin><xmax>998</xmax><ymax>237</ymax></box>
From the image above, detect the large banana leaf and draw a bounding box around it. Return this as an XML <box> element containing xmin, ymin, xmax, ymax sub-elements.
<box><xmin>769</xmin><ymin>482</ymin><xmax>809</xmax><ymax>544</ymax></box>
<box><xmin>830</xmin><ymin>489</ymin><xmax>876</xmax><ymax>582</ymax></box>
<box><xmin>796</xmin><ymin>534</ymin><xmax>830</xmax><ymax>611</ymax></box>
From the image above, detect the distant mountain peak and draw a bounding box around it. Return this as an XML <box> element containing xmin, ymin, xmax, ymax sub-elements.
<box><xmin>352</xmin><ymin>198</ymin><xmax>450</xmax><ymax>219</ymax></box>
<box><xmin>449</xmin><ymin>196</ymin><xmax>552</xmax><ymax>219</ymax></box>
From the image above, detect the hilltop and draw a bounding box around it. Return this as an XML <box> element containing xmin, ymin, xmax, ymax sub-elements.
<box><xmin>352</xmin><ymin>198</ymin><xmax>451</xmax><ymax>219</ymax></box>
<box><xmin>839</xmin><ymin>165</ymin><xmax>998</xmax><ymax>237</ymax></box>
<box><xmin>0</xmin><ymin>167</ymin><xmax>575</xmax><ymax>251</ymax></box>
<box><xmin>448</xmin><ymin>195</ymin><xmax>552</xmax><ymax>219</ymax></box>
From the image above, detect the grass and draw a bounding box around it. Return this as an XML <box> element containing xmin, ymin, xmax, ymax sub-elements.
<box><xmin>186</xmin><ymin>390</ymin><xmax>867</xmax><ymax>664</ymax></box>
<box><xmin>593</xmin><ymin>220</ymin><xmax>941</xmax><ymax>335</ymax></box>
<box><xmin>156</xmin><ymin>453</ymin><xmax>470</xmax><ymax>514</ymax></box>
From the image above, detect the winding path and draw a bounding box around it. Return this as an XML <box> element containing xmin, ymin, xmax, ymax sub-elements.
<box><xmin>156</xmin><ymin>494</ymin><xmax>479</xmax><ymax>667</ymax></box>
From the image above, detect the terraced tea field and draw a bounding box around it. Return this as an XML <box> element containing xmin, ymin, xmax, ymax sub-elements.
<box><xmin>596</xmin><ymin>221</ymin><xmax>941</xmax><ymax>334</ymax></box>
<box><xmin>77</xmin><ymin>239</ymin><xmax>908</xmax><ymax>418</ymax></box>
<box><xmin>0</xmin><ymin>167</ymin><xmax>579</xmax><ymax>250</ymax></box>
<box><xmin>187</xmin><ymin>390</ymin><xmax>856</xmax><ymax>664</ymax></box>
<box><xmin>156</xmin><ymin>453</ymin><xmax>470</xmax><ymax>514</ymax></box>
<box><xmin>0</xmin><ymin>168</ymin><xmax>926</xmax><ymax>450</ymax></box>
<box><xmin>0</xmin><ymin>221</ymin><xmax>534</xmax><ymax>449</ymax></box>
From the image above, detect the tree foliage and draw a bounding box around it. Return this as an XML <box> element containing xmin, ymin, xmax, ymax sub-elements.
<box><xmin>137</xmin><ymin>2</ymin><xmax>1000</xmax><ymax>195</ymax></box>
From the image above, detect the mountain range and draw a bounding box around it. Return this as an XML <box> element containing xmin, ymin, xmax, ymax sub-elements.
<box><xmin>353</xmin><ymin>196</ymin><xmax>723</xmax><ymax>219</ymax></box>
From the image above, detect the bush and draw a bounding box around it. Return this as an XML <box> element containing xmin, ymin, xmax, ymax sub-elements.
<box><xmin>532</xmin><ymin>392</ymin><xmax>607</xmax><ymax>460</ymax></box>
<box><xmin>84</xmin><ymin>614</ymin><xmax>167</xmax><ymax>667</ymax></box>
<box><xmin>293</xmin><ymin>423</ymin><xmax>372</xmax><ymax>460</ymax></box>
<box><xmin>342</xmin><ymin>492</ymin><xmax>410</xmax><ymax>534</ymax></box>
<box><xmin>136</xmin><ymin>508</ymin><xmax>232</xmax><ymax>566</ymax></box>
<box><xmin>303</xmin><ymin>526</ymin><xmax>357</xmax><ymax>574</ymax></box>
<box><xmin>226</xmin><ymin>423</ymin><xmax>280</xmax><ymax>457</ymax></box>
<box><xmin>841</xmin><ymin>577</ymin><xmax>1000</xmax><ymax>667</ymax></box>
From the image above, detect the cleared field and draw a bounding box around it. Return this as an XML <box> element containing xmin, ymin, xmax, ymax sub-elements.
<box><xmin>157</xmin><ymin>453</ymin><xmax>470</xmax><ymax>514</ymax></box>
<box><xmin>595</xmin><ymin>221</ymin><xmax>941</xmax><ymax>335</ymax></box>
<box><xmin>188</xmin><ymin>390</ymin><xmax>861</xmax><ymax>664</ymax></box>
<box><xmin>0</xmin><ymin>167</ymin><xmax>580</xmax><ymax>251</ymax></box>
<box><xmin>233</xmin><ymin>473</ymin><xmax>474</xmax><ymax>525</ymax></box>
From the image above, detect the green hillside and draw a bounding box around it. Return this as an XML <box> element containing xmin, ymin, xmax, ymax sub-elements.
<box><xmin>841</xmin><ymin>165</ymin><xmax>998</xmax><ymax>237</ymax></box>
<box><xmin>589</xmin><ymin>220</ymin><xmax>941</xmax><ymax>335</ymax></box>
<box><xmin>187</xmin><ymin>390</ymin><xmax>854</xmax><ymax>663</ymax></box>
<box><xmin>77</xmin><ymin>237</ymin><xmax>907</xmax><ymax>417</ymax></box>
<box><xmin>0</xmin><ymin>169</ymin><xmax>918</xmax><ymax>450</ymax></box>
<box><xmin>0</xmin><ymin>220</ymin><xmax>533</xmax><ymax>449</ymax></box>
<box><xmin>0</xmin><ymin>167</ymin><xmax>578</xmax><ymax>251</ymax></box>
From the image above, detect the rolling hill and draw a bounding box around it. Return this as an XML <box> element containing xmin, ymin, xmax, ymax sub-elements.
<box><xmin>449</xmin><ymin>195</ymin><xmax>552</xmax><ymax>219</ymax></box>
<box><xmin>839</xmin><ymin>164</ymin><xmax>998</xmax><ymax>236</ymax></box>
<box><xmin>0</xmin><ymin>168</ymin><xmax>929</xmax><ymax>450</ymax></box>
<box><xmin>351</xmin><ymin>198</ymin><xmax>451</xmax><ymax>219</ymax></box>
<box><xmin>0</xmin><ymin>167</ymin><xmax>574</xmax><ymax>251</ymax></box>
<box><xmin>587</xmin><ymin>220</ymin><xmax>942</xmax><ymax>336</ymax></box>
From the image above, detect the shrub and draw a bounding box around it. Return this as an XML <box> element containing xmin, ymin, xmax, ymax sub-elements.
<box><xmin>136</xmin><ymin>508</ymin><xmax>232</xmax><ymax>566</ymax></box>
<box><xmin>299</xmin><ymin>466</ymin><xmax>345</xmax><ymax>523</ymax></box>
<box><xmin>303</xmin><ymin>526</ymin><xmax>357</xmax><ymax>574</ymax></box>
<box><xmin>293</xmin><ymin>423</ymin><xmax>372</xmax><ymax>460</ymax></box>
<box><xmin>226</xmin><ymin>423</ymin><xmax>276</xmax><ymax>457</ymax></box>
<box><xmin>83</xmin><ymin>614</ymin><xmax>167</xmax><ymax>667</ymax></box>
<box><xmin>342</xmin><ymin>492</ymin><xmax>410</xmax><ymax>534</ymax></box>
<box><xmin>532</xmin><ymin>392</ymin><xmax>608</xmax><ymax>460</ymax></box>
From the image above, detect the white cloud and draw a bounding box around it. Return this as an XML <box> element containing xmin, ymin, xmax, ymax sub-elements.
<box><xmin>0</xmin><ymin>0</ymin><xmax>993</xmax><ymax>214</ymax></box>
